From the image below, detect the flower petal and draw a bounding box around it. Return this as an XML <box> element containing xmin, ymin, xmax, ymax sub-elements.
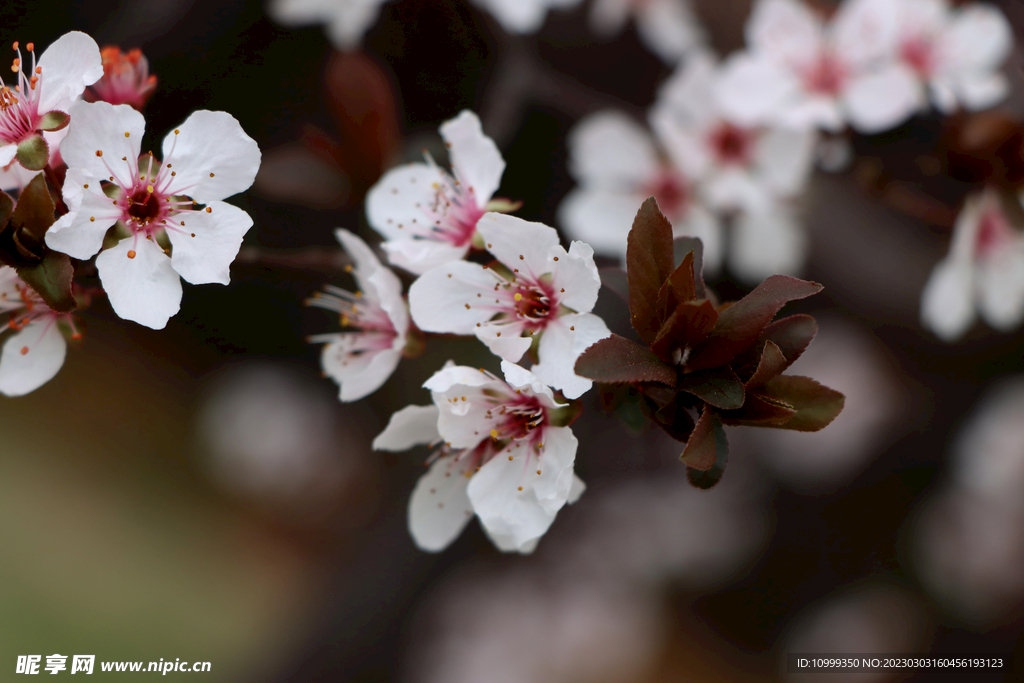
<box><xmin>60</xmin><ymin>101</ymin><xmax>143</xmax><ymax>182</ymax></box>
<box><xmin>373</xmin><ymin>404</ymin><xmax>441</xmax><ymax>451</ymax></box>
<box><xmin>754</xmin><ymin>126</ymin><xmax>817</xmax><ymax>197</ymax></box>
<box><xmin>37</xmin><ymin>31</ymin><xmax>103</xmax><ymax>113</ymax></box>
<box><xmin>161</xmin><ymin>110</ymin><xmax>261</xmax><ymax>203</ymax></box>
<box><xmin>475</xmin><ymin>321</ymin><xmax>532</xmax><ymax>363</ymax></box>
<box><xmin>567</xmin><ymin>111</ymin><xmax>659</xmax><ymax>187</ymax></box>
<box><xmin>747</xmin><ymin>0</ymin><xmax>823</xmax><ymax>65</ymax></box>
<box><xmin>166</xmin><ymin>201</ymin><xmax>252</xmax><ymax>285</ymax></box>
<box><xmin>729</xmin><ymin>203</ymin><xmax>806</xmax><ymax>283</ymax></box>
<box><xmin>557</xmin><ymin>188</ymin><xmax>645</xmax><ymax>261</ymax></box>
<box><xmin>635</xmin><ymin>0</ymin><xmax>706</xmax><ymax>63</ymax></box>
<box><xmin>552</xmin><ymin>240</ymin><xmax>601</xmax><ymax>314</ymax></box>
<box><xmin>96</xmin><ymin>235</ymin><xmax>182</xmax><ymax>330</ymax></box>
<box><xmin>715</xmin><ymin>54</ymin><xmax>800</xmax><ymax>128</ymax></box>
<box><xmin>920</xmin><ymin>257</ymin><xmax>975</xmax><ymax>342</ymax></box>
<box><xmin>0</xmin><ymin>144</ymin><xmax>16</xmax><ymax>168</ymax></box>
<box><xmin>942</xmin><ymin>4</ymin><xmax>1012</xmax><ymax>74</ymax></box>
<box><xmin>843</xmin><ymin>65</ymin><xmax>923</xmax><ymax>134</ymax></box>
<box><xmin>467</xmin><ymin>425</ymin><xmax>578</xmax><ymax>551</ymax></box>
<box><xmin>381</xmin><ymin>238</ymin><xmax>469</xmax><ymax>276</ymax></box>
<box><xmin>408</xmin><ymin>451</ymin><xmax>475</xmax><ymax>552</ymax></box>
<box><xmin>408</xmin><ymin>260</ymin><xmax>497</xmax><ymax>334</ymax></box>
<box><xmin>441</xmin><ymin>110</ymin><xmax>504</xmax><ymax>209</ymax></box>
<box><xmin>977</xmin><ymin>247</ymin><xmax>1024</xmax><ymax>333</ymax></box>
<box><xmin>365</xmin><ymin>163</ymin><xmax>446</xmax><ymax>241</ymax></box>
<box><xmin>0</xmin><ymin>318</ymin><xmax>66</xmax><ymax>397</ymax></box>
<box><xmin>531</xmin><ymin>312</ymin><xmax>610</xmax><ymax>399</ymax></box>
<box><xmin>323</xmin><ymin>340</ymin><xmax>402</xmax><ymax>402</ymax></box>
<box><xmin>476</xmin><ymin>212</ymin><xmax>560</xmax><ymax>277</ymax></box>
<box><xmin>45</xmin><ymin>170</ymin><xmax>119</xmax><ymax>259</ymax></box>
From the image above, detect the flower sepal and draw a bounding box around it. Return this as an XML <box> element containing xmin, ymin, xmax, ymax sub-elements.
<box><xmin>37</xmin><ymin>111</ymin><xmax>70</xmax><ymax>132</ymax></box>
<box><xmin>15</xmin><ymin>136</ymin><xmax>49</xmax><ymax>172</ymax></box>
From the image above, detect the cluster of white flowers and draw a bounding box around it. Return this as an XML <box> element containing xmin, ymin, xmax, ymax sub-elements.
<box><xmin>270</xmin><ymin>0</ymin><xmax>705</xmax><ymax>62</ymax></box>
<box><xmin>562</xmin><ymin>0</ymin><xmax>1012</xmax><ymax>285</ymax></box>
<box><xmin>0</xmin><ymin>32</ymin><xmax>261</xmax><ymax>395</ymax></box>
<box><xmin>313</xmin><ymin>110</ymin><xmax>610</xmax><ymax>553</ymax></box>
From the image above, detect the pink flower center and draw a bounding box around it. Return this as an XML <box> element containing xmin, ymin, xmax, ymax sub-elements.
<box><xmin>482</xmin><ymin>266</ymin><xmax>559</xmax><ymax>335</ymax></box>
<box><xmin>801</xmin><ymin>52</ymin><xmax>847</xmax><ymax>97</ymax></box>
<box><xmin>410</xmin><ymin>171</ymin><xmax>485</xmax><ymax>248</ymax></box>
<box><xmin>487</xmin><ymin>391</ymin><xmax>547</xmax><ymax>445</ymax></box>
<box><xmin>0</xmin><ymin>42</ymin><xmax>44</xmax><ymax>145</ymax></box>
<box><xmin>643</xmin><ymin>169</ymin><xmax>689</xmax><ymax>218</ymax></box>
<box><xmin>975</xmin><ymin>209</ymin><xmax>1012</xmax><ymax>257</ymax></box>
<box><xmin>900</xmin><ymin>35</ymin><xmax>935</xmax><ymax>77</ymax></box>
<box><xmin>306</xmin><ymin>283</ymin><xmax>398</xmax><ymax>355</ymax></box>
<box><xmin>707</xmin><ymin>122</ymin><xmax>755</xmax><ymax>166</ymax></box>
<box><xmin>0</xmin><ymin>276</ymin><xmax>80</xmax><ymax>355</ymax></box>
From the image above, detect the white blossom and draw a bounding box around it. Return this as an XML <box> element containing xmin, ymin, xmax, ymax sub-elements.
<box><xmin>408</xmin><ymin>213</ymin><xmax>609</xmax><ymax>399</ymax></box>
<box><xmin>373</xmin><ymin>361</ymin><xmax>585</xmax><ymax>553</ymax></box>
<box><xmin>0</xmin><ymin>33</ymin><xmax>102</xmax><ymax>169</ymax></box>
<box><xmin>366</xmin><ymin>110</ymin><xmax>509</xmax><ymax>275</ymax></box>
<box><xmin>268</xmin><ymin>0</ymin><xmax>388</xmax><ymax>50</ymax></box>
<box><xmin>307</xmin><ymin>229</ymin><xmax>410</xmax><ymax>402</ymax></box>
<box><xmin>470</xmin><ymin>0</ymin><xmax>583</xmax><ymax>34</ymax></box>
<box><xmin>0</xmin><ymin>267</ymin><xmax>73</xmax><ymax>396</ymax></box>
<box><xmin>921</xmin><ymin>189</ymin><xmax>1024</xmax><ymax>341</ymax></box>
<box><xmin>45</xmin><ymin>101</ymin><xmax>261</xmax><ymax>330</ymax></box>
<box><xmin>715</xmin><ymin>0</ymin><xmax>923</xmax><ymax>133</ymax></box>
<box><xmin>558</xmin><ymin>109</ymin><xmax>721</xmax><ymax>272</ymax></box>
<box><xmin>589</xmin><ymin>0</ymin><xmax>706</xmax><ymax>63</ymax></box>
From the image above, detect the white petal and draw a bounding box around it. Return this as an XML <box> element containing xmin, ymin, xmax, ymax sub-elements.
<box><xmin>365</xmin><ymin>164</ymin><xmax>446</xmax><ymax>241</ymax></box>
<box><xmin>567</xmin><ymin>473</ymin><xmax>586</xmax><ymax>504</ymax></box>
<box><xmin>553</xmin><ymin>240</ymin><xmax>602</xmax><ymax>314</ymax></box>
<box><xmin>381</xmin><ymin>238</ymin><xmax>469</xmax><ymax>276</ymax></box>
<box><xmin>653</xmin><ymin>50</ymin><xmax>719</xmax><ymax>127</ymax></box>
<box><xmin>471</xmin><ymin>0</ymin><xmax>578</xmax><ymax>33</ymax></box>
<box><xmin>96</xmin><ymin>235</ymin><xmax>182</xmax><ymax>330</ymax></box>
<box><xmin>589</xmin><ymin>0</ymin><xmax>631</xmax><ymax>36</ymax></box>
<box><xmin>703</xmin><ymin>167</ymin><xmax>767</xmax><ymax>212</ymax></box>
<box><xmin>367</xmin><ymin>272</ymin><xmax>409</xmax><ymax>338</ymax></box>
<box><xmin>746</xmin><ymin>0</ymin><xmax>823</xmax><ymax>65</ymax></box>
<box><xmin>954</xmin><ymin>73</ymin><xmax>1008</xmax><ymax>112</ymax></box>
<box><xmin>161</xmin><ymin>110</ymin><xmax>261</xmax><ymax>203</ymax></box>
<box><xmin>500</xmin><ymin>360</ymin><xmax>558</xmax><ymax>403</ymax></box>
<box><xmin>475</xmin><ymin>321</ymin><xmax>532</xmax><ymax>363</ymax></box>
<box><xmin>920</xmin><ymin>257</ymin><xmax>975</xmax><ymax>342</ymax></box>
<box><xmin>754</xmin><ymin>126</ymin><xmax>817</xmax><ymax>197</ymax></box>
<box><xmin>335</xmin><ymin>228</ymin><xmax>384</xmax><ymax>297</ymax></box>
<box><xmin>941</xmin><ymin>4</ymin><xmax>1012</xmax><ymax>75</ymax></box>
<box><xmin>408</xmin><ymin>451</ymin><xmax>475</xmax><ymax>552</ymax></box>
<box><xmin>977</xmin><ymin>247</ymin><xmax>1024</xmax><ymax>333</ymax></box>
<box><xmin>323</xmin><ymin>0</ymin><xmax>386</xmax><ymax>50</ymax></box>
<box><xmin>635</xmin><ymin>0</ymin><xmax>706</xmax><ymax>63</ymax></box>
<box><xmin>408</xmin><ymin>260</ymin><xmax>497</xmax><ymax>334</ymax></box>
<box><xmin>649</xmin><ymin>109</ymin><xmax>710</xmax><ymax>182</ymax></box>
<box><xmin>0</xmin><ymin>266</ymin><xmax>22</xmax><ymax>303</ymax></box>
<box><xmin>0</xmin><ymin>144</ymin><xmax>16</xmax><ymax>168</ymax></box>
<box><xmin>476</xmin><ymin>212</ymin><xmax>561</xmax><ymax>276</ymax></box>
<box><xmin>322</xmin><ymin>340</ymin><xmax>401</xmax><ymax>402</ymax></box>
<box><xmin>441</xmin><ymin>110</ymin><xmax>504</xmax><ymax>208</ymax></box>
<box><xmin>829</xmin><ymin>0</ymin><xmax>900</xmax><ymax>69</ymax></box>
<box><xmin>843</xmin><ymin>65</ymin><xmax>923</xmax><ymax>134</ymax></box>
<box><xmin>467</xmin><ymin>425</ymin><xmax>578</xmax><ymax>551</ymax></box>
<box><xmin>531</xmin><ymin>312</ymin><xmax>610</xmax><ymax>399</ymax></box>
<box><xmin>557</xmin><ymin>188</ymin><xmax>643</xmax><ymax>261</ymax></box>
<box><xmin>423</xmin><ymin>363</ymin><xmax>493</xmax><ymax>393</ymax></box>
<box><xmin>729</xmin><ymin>203</ymin><xmax>807</xmax><ymax>283</ymax></box>
<box><xmin>715</xmin><ymin>54</ymin><xmax>800</xmax><ymax>128</ymax></box>
<box><xmin>45</xmin><ymin>174</ymin><xmax>119</xmax><ymax>260</ymax></box>
<box><xmin>167</xmin><ymin>201</ymin><xmax>252</xmax><ymax>285</ymax></box>
<box><xmin>373</xmin><ymin>404</ymin><xmax>441</xmax><ymax>451</ymax></box>
<box><xmin>776</xmin><ymin>93</ymin><xmax>844</xmax><ymax>132</ymax></box>
<box><xmin>0</xmin><ymin>318</ymin><xmax>66</xmax><ymax>397</ymax></box>
<box><xmin>60</xmin><ymin>101</ymin><xmax>143</xmax><ymax>182</ymax></box>
<box><xmin>566</xmin><ymin>111</ymin><xmax>659</xmax><ymax>186</ymax></box>
<box><xmin>37</xmin><ymin>31</ymin><xmax>103</xmax><ymax>112</ymax></box>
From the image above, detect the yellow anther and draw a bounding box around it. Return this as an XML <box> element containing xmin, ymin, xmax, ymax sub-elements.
<box><xmin>514</xmin><ymin>293</ymin><xmax>522</xmax><ymax>301</ymax></box>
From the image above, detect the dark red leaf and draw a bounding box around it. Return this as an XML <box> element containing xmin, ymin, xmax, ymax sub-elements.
<box><xmin>575</xmin><ymin>334</ymin><xmax>677</xmax><ymax>386</ymax></box>
<box><xmin>650</xmin><ymin>299</ymin><xmax>718</xmax><ymax>362</ymax></box>
<box><xmin>746</xmin><ymin>340</ymin><xmax>788</xmax><ymax>388</ymax></box>
<box><xmin>763</xmin><ymin>314</ymin><xmax>818</xmax><ymax>367</ymax></box>
<box><xmin>680</xmin><ymin>406</ymin><xmax>720</xmax><ymax>470</ymax></box>
<box><xmin>648</xmin><ymin>395</ymin><xmax>696</xmax><ymax>442</ymax></box>
<box><xmin>673</xmin><ymin>237</ymin><xmax>706</xmax><ymax>299</ymax></box>
<box><xmin>718</xmin><ymin>393</ymin><xmax>796</xmax><ymax>427</ymax></box>
<box><xmin>17</xmin><ymin>251</ymin><xmax>76</xmax><ymax>313</ymax></box>
<box><xmin>678</xmin><ymin>366</ymin><xmax>745</xmax><ymax>409</ymax></box>
<box><xmin>11</xmin><ymin>173</ymin><xmax>56</xmax><ymax>241</ymax></box>
<box><xmin>656</xmin><ymin>250</ymin><xmax>696</xmax><ymax>319</ymax></box>
<box><xmin>627</xmin><ymin>197</ymin><xmax>675</xmax><ymax>344</ymax></box>
<box><xmin>686</xmin><ymin>276</ymin><xmax>823</xmax><ymax>372</ymax></box>
<box><xmin>758</xmin><ymin>375</ymin><xmax>845</xmax><ymax>431</ymax></box>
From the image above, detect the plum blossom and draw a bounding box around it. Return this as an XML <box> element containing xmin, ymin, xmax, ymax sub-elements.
<box><xmin>45</xmin><ymin>100</ymin><xmax>261</xmax><ymax>330</ymax></box>
<box><xmin>858</xmin><ymin>0</ymin><xmax>1012</xmax><ymax>118</ymax></box>
<box><xmin>268</xmin><ymin>0</ymin><xmax>388</xmax><ymax>51</ymax></box>
<box><xmin>372</xmin><ymin>361</ymin><xmax>585</xmax><ymax>553</ymax></box>
<box><xmin>589</xmin><ymin>0</ymin><xmax>706</xmax><ymax>63</ymax></box>
<box><xmin>366</xmin><ymin>110</ymin><xmax>509</xmax><ymax>275</ymax></box>
<box><xmin>921</xmin><ymin>189</ymin><xmax>1024</xmax><ymax>341</ymax></box>
<box><xmin>558</xmin><ymin>110</ymin><xmax>721</xmax><ymax>272</ymax></box>
<box><xmin>306</xmin><ymin>229</ymin><xmax>410</xmax><ymax>402</ymax></box>
<box><xmin>0</xmin><ymin>267</ymin><xmax>77</xmax><ymax>396</ymax></box>
<box><xmin>84</xmin><ymin>46</ymin><xmax>158</xmax><ymax>110</ymax></box>
<box><xmin>715</xmin><ymin>0</ymin><xmax>922</xmax><ymax>133</ymax></box>
<box><xmin>0</xmin><ymin>33</ymin><xmax>102</xmax><ymax>171</ymax></box>
<box><xmin>408</xmin><ymin>213</ymin><xmax>610</xmax><ymax>399</ymax></box>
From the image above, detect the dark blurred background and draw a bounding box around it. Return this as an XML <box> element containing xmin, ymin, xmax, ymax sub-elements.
<box><xmin>2</xmin><ymin>0</ymin><xmax>1024</xmax><ymax>681</ymax></box>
